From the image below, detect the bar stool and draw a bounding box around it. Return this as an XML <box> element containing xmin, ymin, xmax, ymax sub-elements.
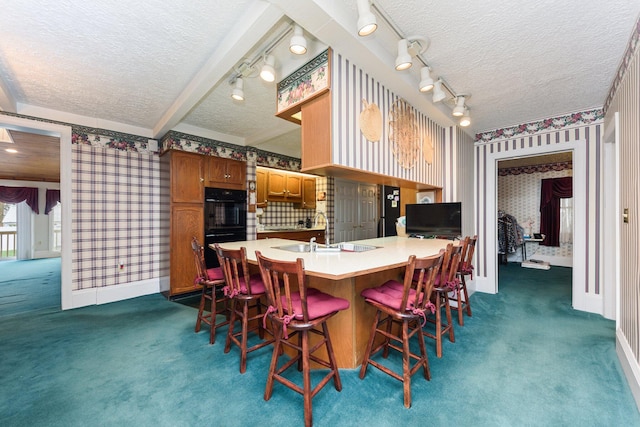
<box><xmin>215</xmin><ymin>244</ymin><xmax>274</xmax><ymax>374</ymax></box>
<box><xmin>451</xmin><ymin>235</ymin><xmax>477</xmax><ymax>325</ymax></box>
<box><xmin>423</xmin><ymin>243</ymin><xmax>461</xmax><ymax>358</ymax></box>
<box><xmin>256</xmin><ymin>251</ymin><xmax>350</xmax><ymax>427</ymax></box>
<box><xmin>359</xmin><ymin>252</ymin><xmax>444</xmax><ymax>408</ymax></box>
<box><xmin>192</xmin><ymin>237</ymin><xmax>228</xmax><ymax>345</ymax></box>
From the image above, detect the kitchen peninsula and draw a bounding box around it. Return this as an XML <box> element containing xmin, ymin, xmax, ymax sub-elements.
<box><xmin>213</xmin><ymin>236</ymin><xmax>452</xmax><ymax>368</ymax></box>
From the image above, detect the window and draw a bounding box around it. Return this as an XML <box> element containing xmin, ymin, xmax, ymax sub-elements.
<box><xmin>49</xmin><ymin>202</ymin><xmax>61</xmax><ymax>252</ymax></box>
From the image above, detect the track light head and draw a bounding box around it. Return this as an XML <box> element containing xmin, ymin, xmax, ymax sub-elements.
<box><xmin>419</xmin><ymin>67</ymin><xmax>434</xmax><ymax>92</ymax></box>
<box><xmin>459</xmin><ymin>108</ymin><xmax>471</xmax><ymax>127</ymax></box>
<box><xmin>432</xmin><ymin>79</ymin><xmax>447</xmax><ymax>103</ymax></box>
<box><xmin>231</xmin><ymin>77</ymin><xmax>244</xmax><ymax>101</ymax></box>
<box><xmin>289</xmin><ymin>24</ymin><xmax>307</xmax><ymax>55</ymax></box>
<box><xmin>395</xmin><ymin>39</ymin><xmax>412</xmax><ymax>70</ymax></box>
<box><xmin>356</xmin><ymin>0</ymin><xmax>377</xmax><ymax>36</ymax></box>
<box><xmin>452</xmin><ymin>96</ymin><xmax>466</xmax><ymax>116</ymax></box>
<box><xmin>260</xmin><ymin>55</ymin><xmax>276</xmax><ymax>82</ymax></box>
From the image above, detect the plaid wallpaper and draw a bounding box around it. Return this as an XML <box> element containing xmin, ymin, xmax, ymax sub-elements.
<box><xmin>72</xmin><ymin>144</ymin><xmax>160</xmax><ymax>290</ymax></box>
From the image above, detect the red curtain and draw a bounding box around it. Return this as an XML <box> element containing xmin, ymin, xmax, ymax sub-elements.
<box><xmin>539</xmin><ymin>177</ymin><xmax>572</xmax><ymax>247</ymax></box>
<box><xmin>45</xmin><ymin>189</ymin><xmax>61</xmax><ymax>215</ymax></box>
<box><xmin>0</xmin><ymin>186</ymin><xmax>39</xmax><ymax>214</ymax></box>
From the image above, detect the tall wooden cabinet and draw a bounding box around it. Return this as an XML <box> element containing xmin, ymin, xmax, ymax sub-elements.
<box><xmin>162</xmin><ymin>150</ymin><xmax>206</xmax><ymax>296</ymax></box>
<box><xmin>162</xmin><ymin>150</ymin><xmax>247</xmax><ymax>296</ymax></box>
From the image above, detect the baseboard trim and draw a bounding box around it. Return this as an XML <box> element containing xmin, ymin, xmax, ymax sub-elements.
<box><xmin>70</xmin><ymin>278</ymin><xmax>161</xmax><ymax>309</ymax></box>
<box><xmin>617</xmin><ymin>329</ymin><xmax>640</xmax><ymax>413</ymax></box>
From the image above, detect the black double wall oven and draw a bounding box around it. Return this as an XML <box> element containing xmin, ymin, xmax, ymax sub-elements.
<box><xmin>204</xmin><ymin>187</ymin><xmax>247</xmax><ymax>268</ymax></box>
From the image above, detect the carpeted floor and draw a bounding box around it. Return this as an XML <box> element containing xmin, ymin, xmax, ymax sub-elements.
<box><xmin>0</xmin><ymin>258</ymin><xmax>61</xmax><ymax>317</ymax></box>
<box><xmin>0</xmin><ymin>262</ymin><xmax>638</xmax><ymax>426</ymax></box>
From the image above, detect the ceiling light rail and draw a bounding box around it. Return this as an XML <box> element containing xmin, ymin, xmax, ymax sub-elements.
<box><xmin>228</xmin><ymin>24</ymin><xmax>298</xmax><ymax>100</ymax></box>
<box><xmin>359</xmin><ymin>1</ymin><xmax>470</xmax><ymax>124</ymax></box>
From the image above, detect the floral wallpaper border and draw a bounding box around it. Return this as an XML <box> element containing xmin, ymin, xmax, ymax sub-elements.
<box><xmin>498</xmin><ymin>161</ymin><xmax>572</xmax><ymax>176</ymax></box>
<box><xmin>475</xmin><ymin>108</ymin><xmax>604</xmax><ymax>143</ymax></box>
<box><xmin>277</xmin><ymin>49</ymin><xmax>329</xmax><ymax>114</ymax></box>
<box><xmin>0</xmin><ymin>112</ymin><xmax>303</xmax><ymax>171</ymax></box>
<box><xmin>604</xmin><ymin>16</ymin><xmax>640</xmax><ymax>114</ymax></box>
<box><xmin>161</xmin><ymin>130</ymin><xmax>302</xmax><ymax>171</ymax></box>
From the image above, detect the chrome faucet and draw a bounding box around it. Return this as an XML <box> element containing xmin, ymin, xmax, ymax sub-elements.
<box><xmin>309</xmin><ymin>236</ymin><xmax>317</xmax><ymax>252</ymax></box>
<box><xmin>313</xmin><ymin>211</ymin><xmax>330</xmax><ymax>246</ymax></box>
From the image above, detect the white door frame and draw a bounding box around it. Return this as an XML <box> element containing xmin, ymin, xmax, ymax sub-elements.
<box><xmin>0</xmin><ymin>115</ymin><xmax>72</xmax><ymax>310</ymax></box>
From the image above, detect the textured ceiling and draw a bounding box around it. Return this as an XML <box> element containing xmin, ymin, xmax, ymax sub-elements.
<box><xmin>0</xmin><ymin>0</ymin><xmax>639</xmax><ymax>161</ymax></box>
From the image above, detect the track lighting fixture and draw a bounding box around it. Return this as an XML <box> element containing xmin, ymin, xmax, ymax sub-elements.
<box><xmin>395</xmin><ymin>39</ymin><xmax>412</xmax><ymax>70</ymax></box>
<box><xmin>356</xmin><ymin>0</ymin><xmax>377</xmax><ymax>36</ymax></box>
<box><xmin>432</xmin><ymin>79</ymin><xmax>447</xmax><ymax>103</ymax></box>
<box><xmin>452</xmin><ymin>96</ymin><xmax>466</xmax><ymax>116</ymax></box>
<box><xmin>419</xmin><ymin>67</ymin><xmax>434</xmax><ymax>92</ymax></box>
<box><xmin>289</xmin><ymin>24</ymin><xmax>307</xmax><ymax>55</ymax></box>
<box><xmin>260</xmin><ymin>55</ymin><xmax>276</xmax><ymax>82</ymax></box>
<box><xmin>459</xmin><ymin>108</ymin><xmax>471</xmax><ymax>127</ymax></box>
<box><xmin>395</xmin><ymin>36</ymin><xmax>429</xmax><ymax>71</ymax></box>
<box><xmin>231</xmin><ymin>77</ymin><xmax>244</xmax><ymax>101</ymax></box>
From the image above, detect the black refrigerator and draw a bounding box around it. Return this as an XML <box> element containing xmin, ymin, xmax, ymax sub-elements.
<box><xmin>378</xmin><ymin>185</ymin><xmax>400</xmax><ymax>237</ymax></box>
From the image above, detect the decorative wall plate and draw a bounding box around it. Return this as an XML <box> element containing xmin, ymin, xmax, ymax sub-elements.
<box><xmin>388</xmin><ymin>98</ymin><xmax>419</xmax><ymax>169</ymax></box>
<box><xmin>359</xmin><ymin>99</ymin><xmax>382</xmax><ymax>142</ymax></box>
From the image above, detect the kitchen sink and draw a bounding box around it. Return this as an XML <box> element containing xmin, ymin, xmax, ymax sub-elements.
<box><xmin>275</xmin><ymin>243</ymin><xmax>312</xmax><ymax>253</ymax></box>
<box><xmin>273</xmin><ymin>243</ymin><xmax>378</xmax><ymax>253</ymax></box>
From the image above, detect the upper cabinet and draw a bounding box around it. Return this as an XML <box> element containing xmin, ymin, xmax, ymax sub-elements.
<box><xmin>267</xmin><ymin>169</ymin><xmax>302</xmax><ymax>202</ymax></box>
<box><xmin>256</xmin><ymin>168</ymin><xmax>268</xmax><ymax>208</ymax></box>
<box><xmin>257</xmin><ymin>166</ymin><xmax>316</xmax><ymax>208</ymax></box>
<box><xmin>207</xmin><ymin>157</ymin><xmax>246</xmax><ymax>190</ymax></box>
<box><xmin>169</xmin><ymin>150</ymin><xmax>205</xmax><ymax>204</ymax></box>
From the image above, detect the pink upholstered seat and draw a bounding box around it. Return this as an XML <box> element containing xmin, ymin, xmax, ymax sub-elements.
<box><xmin>256</xmin><ymin>251</ymin><xmax>349</xmax><ymax>427</ymax></box>
<box><xmin>360</xmin><ymin>252</ymin><xmax>444</xmax><ymax>408</ymax></box>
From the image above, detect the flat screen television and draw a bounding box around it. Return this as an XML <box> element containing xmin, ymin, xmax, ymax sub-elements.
<box><xmin>405</xmin><ymin>202</ymin><xmax>462</xmax><ymax>239</ymax></box>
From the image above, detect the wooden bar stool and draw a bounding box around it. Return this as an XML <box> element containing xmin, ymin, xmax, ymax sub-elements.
<box><xmin>422</xmin><ymin>243</ymin><xmax>461</xmax><ymax>358</ymax></box>
<box><xmin>256</xmin><ymin>251</ymin><xmax>350</xmax><ymax>427</ymax></box>
<box><xmin>451</xmin><ymin>235</ymin><xmax>477</xmax><ymax>325</ymax></box>
<box><xmin>192</xmin><ymin>237</ymin><xmax>229</xmax><ymax>345</ymax></box>
<box><xmin>215</xmin><ymin>244</ymin><xmax>274</xmax><ymax>374</ymax></box>
<box><xmin>359</xmin><ymin>252</ymin><xmax>444</xmax><ymax>408</ymax></box>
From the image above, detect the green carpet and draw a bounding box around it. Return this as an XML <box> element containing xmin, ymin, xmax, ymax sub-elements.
<box><xmin>0</xmin><ymin>258</ymin><xmax>61</xmax><ymax>317</ymax></box>
<box><xmin>0</xmin><ymin>262</ymin><xmax>638</xmax><ymax>426</ymax></box>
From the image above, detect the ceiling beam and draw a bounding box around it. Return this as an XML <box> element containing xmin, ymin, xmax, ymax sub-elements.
<box><xmin>151</xmin><ymin>2</ymin><xmax>285</xmax><ymax>139</ymax></box>
<box><xmin>0</xmin><ymin>76</ymin><xmax>17</xmax><ymax>112</ymax></box>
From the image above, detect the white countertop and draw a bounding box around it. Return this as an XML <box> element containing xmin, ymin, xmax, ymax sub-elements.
<box><xmin>213</xmin><ymin>236</ymin><xmax>453</xmax><ymax>280</ymax></box>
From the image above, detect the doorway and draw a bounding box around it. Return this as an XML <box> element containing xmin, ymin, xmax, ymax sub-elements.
<box><xmin>334</xmin><ymin>178</ymin><xmax>378</xmax><ymax>242</ymax></box>
<box><xmin>0</xmin><ymin>115</ymin><xmax>72</xmax><ymax>310</ymax></box>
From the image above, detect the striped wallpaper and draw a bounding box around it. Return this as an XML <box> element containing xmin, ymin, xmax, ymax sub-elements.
<box><xmin>331</xmin><ymin>51</ymin><xmax>444</xmax><ymax>187</ymax></box>
<box><xmin>604</xmin><ymin>15</ymin><xmax>640</xmax><ymax>394</ymax></box>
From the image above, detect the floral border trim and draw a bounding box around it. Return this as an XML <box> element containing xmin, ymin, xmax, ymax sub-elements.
<box><xmin>604</xmin><ymin>17</ymin><xmax>640</xmax><ymax>114</ymax></box>
<box><xmin>475</xmin><ymin>108</ymin><xmax>604</xmax><ymax>142</ymax></box>
<box><xmin>0</xmin><ymin>112</ymin><xmax>302</xmax><ymax>169</ymax></box>
<box><xmin>161</xmin><ymin>130</ymin><xmax>301</xmax><ymax>171</ymax></box>
<box><xmin>0</xmin><ymin>111</ymin><xmax>156</xmax><ymax>153</ymax></box>
<box><xmin>498</xmin><ymin>161</ymin><xmax>572</xmax><ymax>176</ymax></box>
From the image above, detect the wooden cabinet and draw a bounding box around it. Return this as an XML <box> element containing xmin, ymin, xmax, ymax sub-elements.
<box><xmin>256</xmin><ymin>168</ymin><xmax>268</xmax><ymax>208</ymax></box>
<box><xmin>170</xmin><ymin>204</ymin><xmax>204</xmax><ymax>295</ymax></box>
<box><xmin>207</xmin><ymin>156</ymin><xmax>246</xmax><ymax>190</ymax></box>
<box><xmin>170</xmin><ymin>150</ymin><xmax>204</xmax><ymax>203</ymax></box>
<box><xmin>267</xmin><ymin>169</ymin><xmax>302</xmax><ymax>202</ymax></box>
<box><xmin>300</xmin><ymin>176</ymin><xmax>316</xmax><ymax>209</ymax></box>
<box><xmin>301</xmin><ymin>91</ymin><xmax>331</xmax><ymax>170</ymax></box>
<box><xmin>160</xmin><ymin>150</ymin><xmax>210</xmax><ymax>296</ymax></box>
<box><xmin>257</xmin><ymin>229</ymin><xmax>325</xmax><ymax>244</ymax></box>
